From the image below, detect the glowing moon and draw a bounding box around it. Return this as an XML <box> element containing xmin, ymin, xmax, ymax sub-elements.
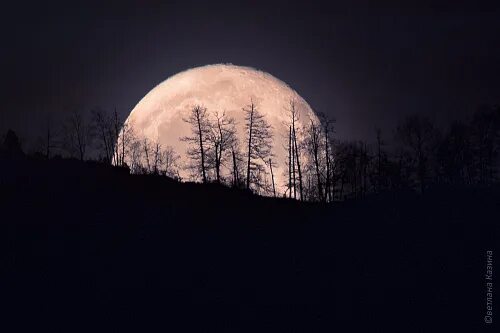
<box><xmin>125</xmin><ymin>64</ymin><xmax>318</xmax><ymax>194</ymax></box>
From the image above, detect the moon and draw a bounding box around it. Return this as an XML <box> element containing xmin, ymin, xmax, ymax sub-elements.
<box><xmin>125</xmin><ymin>64</ymin><xmax>318</xmax><ymax>195</ymax></box>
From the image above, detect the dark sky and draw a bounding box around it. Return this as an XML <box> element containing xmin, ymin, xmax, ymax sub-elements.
<box><xmin>1</xmin><ymin>0</ymin><xmax>500</xmax><ymax>144</ymax></box>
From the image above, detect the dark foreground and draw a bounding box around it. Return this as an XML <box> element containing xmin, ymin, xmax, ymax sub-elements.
<box><xmin>1</xmin><ymin>158</ymin><xmax>498</xmax><ymax>332</ymax></box>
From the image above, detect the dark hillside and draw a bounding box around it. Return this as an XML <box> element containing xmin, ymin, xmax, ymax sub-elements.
<box><xmin>1</xmin><ymin>156</ymin><xmax>498</xmax><ymax>332</ymax></box>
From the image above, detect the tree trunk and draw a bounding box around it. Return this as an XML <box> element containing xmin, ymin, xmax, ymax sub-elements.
<box><xmin>215</xmin><ymin>143</ymin><xmax>221</xmax><ymax>183</ymax></box>
<box><xmin>324</xmin><ymin>128</ymin><xmax>331</xmax><ymax>202</ymax></box>
<box><xmin>46</xmin><ymin>125</ymin><xmax>51</xmax><ymax>160</ymax></box>
<box><xmin>292</xmin><ymin>128</ymin><xmax>296</xmax><ymax>199</ymax></box>
<box><xmin>314</xmin><ymin>151</ymin><xmax>322</xmax><ymax>201</ymax></box>
<box><xmin>232</xmin><ymin>148</ymin><xmax>238</xmax><ymax>187</ymax></box>
<box><xmin>293</xmin><ymin>125</ymin><xmax>303</xmax><ymax>201</ymax></box>
<box><xmin>288</xmin><ymin>126</ymin><xmax>292</xmax><ymax>198</ymax></box>
<box><xmin>143</xmin><ymin>140</ymin><xmax>151</xmax><ymax>173</ymax></box>
<box><xmin>216</xmin><ymin>121</ymin><xmax>224</xmax><ymax>183</ymax></box>
<box><xmin>269</xmin><ymin>158</ymin><xmax>276</xmax><ymax>197</ymax></box>
<box><xmin>311</xmin><ymin>122</ymin><xmax>323</xmax><ymax>201</ymax></box>
<box><xmin>246</xmin><ymin>107</ymin><xmax>253</xmax><ymax>189</ymax></box>
<box><xmin>113</xmin><ymin>110</ymin><xmax>121</xmax><ymax>165</ymax></box>
<box><xmin>121</xmin><ymin>132</ymin><xmax>126</xmax><ymax>167</ymax></box>
<box><xmin>196</xmin><ymin>111</ymin><xmax>207</xmax><ymax>183</ymax></box>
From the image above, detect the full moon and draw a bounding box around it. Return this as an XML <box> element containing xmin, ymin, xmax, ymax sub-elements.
<box><xmin>125</xmin><ymin>64</ymin><xmax>319</xmax><ymax>195</ymax></box>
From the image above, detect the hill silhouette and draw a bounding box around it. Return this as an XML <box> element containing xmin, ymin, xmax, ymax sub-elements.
<box><xmin>1</xmin><ymin>154</ymin><xmax>498</xmax><ymax>332</ymax></box>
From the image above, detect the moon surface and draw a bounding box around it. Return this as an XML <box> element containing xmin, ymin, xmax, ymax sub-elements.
<box><xmin>125</xmin><ymin>64</ymin><xmax>318</xmax><ymax>194</ymax></box>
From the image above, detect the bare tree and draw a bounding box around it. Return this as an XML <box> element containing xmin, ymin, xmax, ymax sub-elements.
<box><xmin>91</xmin><ymin>108</ymin><xmax>133</xmax><ymax>167</ymax></box>
<box><xmin>207</xmin><ymin>111</ymin><xmax>238</xmax><ymax>183</ymax></box>
<box><xmin>117</xmin><ymin>120</ymin><xmax>134</xmax><ymax>167</ymax></box>
<box><xmin>142</xmin><ymin>137</ymin><xmax>153</xmax><ymax>174</ymax></box>
<box><xmin>470</xmin><ymin>106</ymin><xmax>500</xmax><ymax>184</ymax></box>
<box><xmin>181</xmin><ymin>105</ymin><xmax>211</xmax><ymax>183</ymax></box>
<box><xmin>160</xmin><ymin>146</ymin><xmax>180</xmax><ymax>178</ymax></box>
<box><xmin>395</xmin><ymin>115</ymin><xmax>437</xmax><ymax>193</ymax></box>
<box><xmin>147</xmin><ymin>140</ymin><xmax>180</xmax><ymax>177</ymax></box>
<box><xmin>334</xmin><ymin>141</ymin><xmax>359</xmax><ymax>199</ymax></box>
<box><xmin>243</xmin><ymin>99</ymin><xmax>273</xmax><ymax>190</ymax></box>
<box><xmin>125</xmin><ymin>134</ymin><xmax>179</xmax><ymax>178</ymax></box>
<box><xmin>1</xmin><ymin>129</ymin><xmax>24</xmax><ymax>157</ymax></box>
<box><xmin>63</xmin><ymin>110</ymin><xmax>93</xmax><ymax>161</ymax></box>
<box><xmin>318</xmin><ymin>113</ymin><xmax>335</xmax><ymax>202</ymax></box>
<box><xmin>375</xmin><ymin>128</ymin><xmax>383</xmax><ymax>192</ymax></box>
<box><xmin>35</xmin><ymin>116</ymin><xmax>59</xmax><ymax>159</ymax></box>
<box><xmin>436</xmin><ymin>121</ymin><xmax>474</xmax><ymax>185</ymax></box>
<box><xmin>268</xmin><ymin>158</ymin><xmax>277</xmax><ymax>197</ymax></box>
<box><xmin>228</xmin><ymin>143</ymin><xmax>243</xmax><ymax>188</ymax></box>
<box><xmin>152</xmin><ymin>141</ymin><xmax>162</xmax><ymax>175</ymax></box>
<box><xmin>333</xmin><ymin>141</ymin><xmax>348</xmax><ymax>200</ymax></box>
<box><xmin>288</xmin><ymin>125</ymin><xmax>292</xmax><ymax>198</ymax></box>
<box><xmin>128</xmin><ymin>138</ymin><xmax>143</xmax><ymax>174</ymax></box>
<box><xmin>305</xmin><ymin>118</ymin><xmax>324</xmax><ymax>201</ymax></box>
<box><xmin>285</xmin><ymin>100</ymin><xmax>304</xmax><ymax>200</ymax></box>
<box><xmin>112</xmin><ymin>109</ymin><xmax>121</xmax><ymax>165</ymax></box>
<box><xmin>290</xmin><ymin>125</ymin><xmax>297</xmax><ymax>198</ymax></box>
<box><xmin>44</xmin><ymin>119</ymin><xmax>55</xmax><ymax>159</ymax></box>
<box><xmin>359</xmin><ymin>141</ymin><xmax>370</xmax><ymax>197</ymax></box>
<box><xmin>91</xmin><ymin>108</ymin><xmax>115</xmax><ymax>164</ymax></box>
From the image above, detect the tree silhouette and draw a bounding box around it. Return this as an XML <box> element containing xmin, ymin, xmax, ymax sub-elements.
<box><xmin>159</xmin><ymin>145</ymin><xmax>180</xmax><ymax>178</ymax></box>
<box><xmin>4</xmin><ymin>93</ymin><xmax>499</xmax><ymax>202</ymax></box>
<box><xmin>319</xmin><ymin>113</ymin><xmax>335</xmax><ymax>202</ymax></box>
<box><xmin>395</xmin><ymin>115</ymin><xmax>437</xmax><ymax>193</ymax></box>
<box><xmin>207</xmin><ymin>110</ymin><xmax>238</xmax><ymax>184</ymax></box>
<box><xmin>243</xmin><ymin>100</ymin><xmax>273</xmax><ymax>191</ymax></box>
<box><xmin>152</xmin><ymin>141</ymin><xmax>162</xmax><ymax>175</ymax></box>
<box><xmin>305</xmin><ymin>118</ymin><xmax>324</xmax><ymax>201</ymax></box>
<box><xmin>128</xmin><ymin>137</ymin><xmax>179</xmax><ymax>177</ymax></box>
<box><xmin>142</xmin><ymin>139</ymin><xmax>180</xmax><ymax>177</ymax></box>
<box><xmin>116</xmin><ymin>115</ymin><xmax>134</xmax><ymax>167</ymax></box>
<box><xmin>182</xmin><ymin>105</ymin><xmax>211</xmax><ymax>183</ymax></box>
<box><xmin>287</xmin><ymin>125</ymin><xmax>293</xmax><ymax>198</ymax></box>
<box><xmin>374</xmin><ymin>128</ymin><xmax>385</xmax><ymax>192</ymax></box>
<box><xmin>91</xmin><ymin>108</ymin><xmax>115</xmax><ymax>164</ymax></box>
<box><xmin>62</xmin><ymin>110</ymin><xmax>93</xmax><ymax>161</ymax></box>
<box><xmin>286</xmin><ymin>100</ymin><xmax>304</xmax><ymax>201</ymax></box>
<box><xmin>229</xmin><ymin>141</ymin><xmax>245</xmax><ymax>188</ymax></box>
<box><xmin>128</xmin><ymin>138</ymin><xmax>143</xmax><ymax>174</ymax></box>
<box><xmin>290</xmin><ymin>125</ymin><xmax>297</xmax><ymax>198</ymax></box>
<box><xmin>436</xmin><ymin>121</ymin><xmax>473</xmax><ymax>185</ymax></box>
<box><xmin>268</xmin><ymin>158</ymin><xmax>277</xmax><ymax>197</ymax></box>
<box><xmin>34</xmin><ymin>116</ymin><xmax>58</xmax><ymax>160</ymax></box>
<box><xmin>1</xmin><ymin>129</ymin><xmax>24</xmax><ymax>158</ymax></box>
<box><xmin>470</xmin><ymin>106</ymin><xmax>500</xmax><ymax>185</ymax></box>
<box><xmin>142</xmin><ymin>137</ymin><xmax>153</xmax><ymax>174</ymax></box>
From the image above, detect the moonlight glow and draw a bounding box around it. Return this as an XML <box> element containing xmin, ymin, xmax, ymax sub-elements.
<box><xmin>124</xmin><ymin>64</ymin><xmax>319</xmax><ymax>194</ymax></box>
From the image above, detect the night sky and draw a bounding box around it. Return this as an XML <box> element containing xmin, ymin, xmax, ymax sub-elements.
<box><xmin>1</xmin><ymin>1</ymin><xmax>500</xmax><ymax>144</ymax></box>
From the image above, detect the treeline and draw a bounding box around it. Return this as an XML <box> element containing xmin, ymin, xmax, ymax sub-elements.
<box><xmin>24</xmin><ymin>108</ymin><xmax>181</xmax><ymax>178</ymax></box>
<box><xmin>328</xmin><ymin>106</ymin><xmax>500</xmax><ymax>201</ymax></box>
<box><xmin>2</xmin><ymin>103</ymin><xmax>499</xmax><ymax>202</ymax></box>
<box><xmin>146</xmin><ymin>99</ymin><xmax>335</xmax><ymax>199</ymax></box>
